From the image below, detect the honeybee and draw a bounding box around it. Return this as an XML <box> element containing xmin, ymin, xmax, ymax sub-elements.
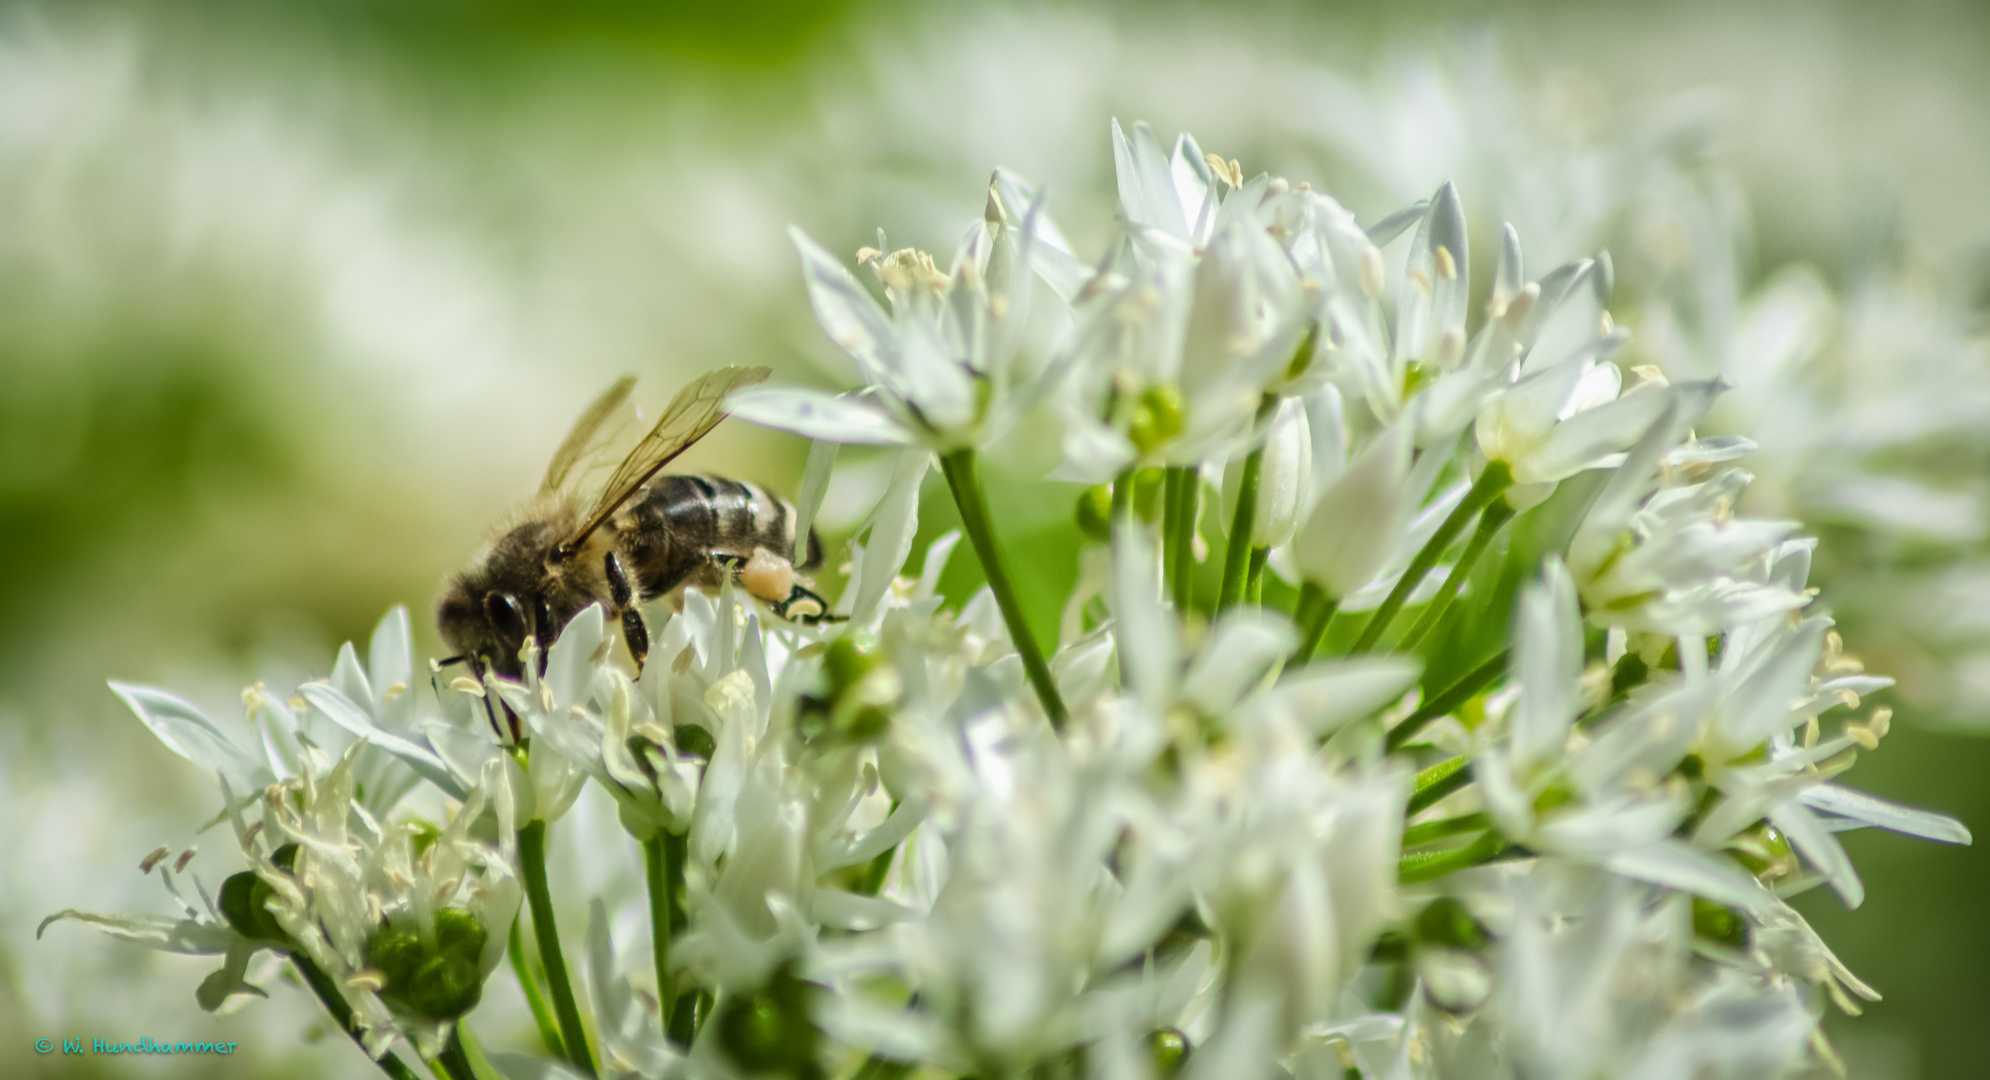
<box><xmin>437</xmin><ymin>366</ymin><xmax>827</xmax><ymax>732</ymax></box>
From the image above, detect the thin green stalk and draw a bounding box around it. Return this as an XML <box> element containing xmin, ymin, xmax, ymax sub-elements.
<box><xmin>652</xmin><ymin>831</ymin><xmax>692</xmax><ymax>1042</ymax></box>
<box><xmin>1161</xmin><ymin>467</ymin><xmax>1184</xmax><ymax>592</ymax></box>
<box><xmin>1350</xmin><ymin>461</ymin><xmax>1513</xmax><ymax>654</ymax></box>
<box><xmin>668</xmin><ymin>988</ymin><xmax>713</xmax><ymax>1047</ymax></box>
<box><xmin>435</xmin><ymin>1029</ymin><xmax>478</xmax><ymax>1080</ymax></box>
<box><xmin>855</xmin><ymin>799</ymin><xmax>902</xmax><ymax>896</ymax></box>
<box><xmin>853</xmin><ymin>1054</ymin><xmax>915</xmax><ymax>1080</ymax></box>
<box><xmin>1171</xmin><ymin>466</ymin><xmax>1200</xmax><ymax>611</ymax></box>
<box><xmin>1396</xmin><ymin>500</ymin><xmax>1516</xmax><ymax>652</ymax></box>
<box><xmin>940</xmin><ymin>449</ymin><xmax>1068</xmax><ymax>728</ymax></box>
<box><xmin>1385</xmin><ymin>649</ymin><xmax>1510</xmax><ymax>752</ymax></box>
<box><xmin>1399</xmin><ymin>830</ymin><xmax>1507</xmax><ymax>884</ymax></box>
<box><xmin>509</xmin><ymin>916</ymin><xmax>566</xmax><ymax>1059</ymax></box>
<box><xmin>519</xmin><ymin>819</ymin><xmax>597</xmax><ymax>1076</ymax></box>
<box><xmin>1289</xmin><ymin>583</ymin><xmax>1339</xmax><ymax>667</ymax></box>
<box><xmin>290</xmin><ymin>954</ymin><xmax>423</xmax><ymax>1080</ymax></box>
<box><xmin>1246</xmin><ymin>546</ymin><xmax>1269</xmax><ymax>605</ymax></box>
<box><xmin>1218</xmin><ymin>394</ymin><xmax>1281</xmax><ymax>610</ymax></box>
<box><xmin>1407</xmin><ymin>756</ymin><xmax>1475</xmax><ymax>816</ymax></box>
<box><xmin>1401</xmin><ymin>811</ymin><xmax>1490</xmax><ymax>848</ymax></box>
<box><xmin>1111</xmin><ymin>467</ymin><xmax>1135</xmax><ymax>531</ymax></box>
<box><xmin>456</xmin><ymin>1024</ymin><xmax>504</xmax><ymax>1080</ymax></box>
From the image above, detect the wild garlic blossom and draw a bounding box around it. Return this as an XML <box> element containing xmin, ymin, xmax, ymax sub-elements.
<box><xmin>50</xmin><ymin>122</ymin><xmax>1972</xmax><ymax>1080</ymax></box>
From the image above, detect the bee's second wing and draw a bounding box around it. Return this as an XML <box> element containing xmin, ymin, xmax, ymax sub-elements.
<box><xmin>560</xmin><ymin>365</ymin><xmax>772</xmax><ymax>552</ymax></box>
<box><xmin>542</xmin><ymin>375</ymin><xmax>638</xmax><ymax>494</ymax></box>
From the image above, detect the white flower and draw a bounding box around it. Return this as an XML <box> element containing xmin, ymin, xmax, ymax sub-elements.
<box><xmin>728</xmin><ymin>178</ymin><xmax>1054</xmax><ymax>455</ymax></box>
<box><xmin>1220</xmin><ymin>395</ymin><xmax>1312</xmax><ymax>548</ymax></box>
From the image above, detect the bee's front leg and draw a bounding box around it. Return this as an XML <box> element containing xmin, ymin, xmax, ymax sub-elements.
<box><xmin>604</xmin><ymin>550</ymin><xmax>650</xmax><ymax>675</ymax></box>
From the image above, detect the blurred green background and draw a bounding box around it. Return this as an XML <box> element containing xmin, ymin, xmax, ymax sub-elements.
<box><xmin>4</xmin><ymin>0</ymin><xmax>1987</xmax><ymax>1076</ymax></box>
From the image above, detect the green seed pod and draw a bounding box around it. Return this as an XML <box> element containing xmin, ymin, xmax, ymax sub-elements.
<box><xmin>433</xmin><ymin>906</ymin><xmax>488</xmax><ymax>965</ymax></box>
<box><xmin>218</xmin><ymin>871</ymin><xmax>286</xmax><ymax>943</ymax></box>
<box><xmin>365</xmin><ymin>922</ymin><xmax>426</xmax><ymax>995</ymax></box>
<box><xmin>717</xmin><ymin>961</ymin><xmax>821</xmax><ymax>1079</ymax></box>
<box><xmin>406</xmin><ymin>953</ymin><xmax>483</xmax><ymax>1020</ymax></box>
<box><xmin>1415</xmin><ymin>897</ymin><xmax>1487</xmax><ymax>951</ymax></box>
<box><xmin>1129</xmin><ymin>384</ymin><xmax>1186</xmax><ymax>452</ymax></box>
<box><xmin>674</xmin><ymin>724</ymin><xmax>716</xmax><ymax>761</ymax></box>
<box><xmin>1076</xmin><ymin>484</ymin><xmax>1114</xmax><ymax>543</ymax></box>
<box><xmin>1147</xmin><ymin>1027</ymin><xmax>1191</xmax><ymax>1078</ymax></box>
<box><xmin>1691</xmin><ymin>897</ymin><xmax>1749</xmax><ymax>949</ymax></box>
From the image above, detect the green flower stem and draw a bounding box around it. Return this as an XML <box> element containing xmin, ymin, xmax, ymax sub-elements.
<box><xmin>1112</xmin><ymin>467</ymin><xmax>1136</xmax><ymax>532</ymax></box>
<box><xmin>668</xmin><ymin>988</ymin><xmax>712</xmax><ymax>1047</ymax></box>
<box><xmin>1161</xmin><ymin>468</ymin><xmax>1184</xmax><ymax>594</ymax></box>
<box><xmin>1385</xmin><ymin>649</ymin><xmax>1510</xmax><ymax>752</ymax></box>
<box><xmin>940</xmin><ymin>448</ymin><xmax>1068</xmax><ymax>728</ymax></box>
<box><xmin>508</xmin><ymin>915</ymin><xmax>565</xmax><ymax>1059</ymax></box>
<box><xmin>1395</xmin><ymin>500</ymin><xmax>1517</xmax><ymax>652</ymax></box>
<box><xmin>853</xmin><ymin>1054</ymin><xmax>915</xmax><ymax>1080</ymax></box>
<box><xmin>1399</xmin><ymin>830</ymin><xmax>1507</xmax><ymax>884</ymax></box>
<box><xmin>1401</xmin><ymin>811</ymin><xmax>1491</xmax><ymax>849</ymax></box>
<box><xmin>455</xmin><ymin>1024</ymin><xmax>504</xmax><ymax>1080</ymax></box>
<box><xmin>434</xmin><ymin>1029</ymin><xmax>477</xmax><ymax>1080</ymax></box>
<box><xmin>643</xmin><ymin>830</ymin><xmax>690</xmax><ymax>1040</ymax></box>
<box><xmin>519</xmin><ymin>819</ymin><xmax>597</xmax><ymax>1076</ymax></box>
<box><xmin>1246</xmin><ymin>546</ymin><xmax>1269</xmax><ymax>605</ymax></box>
<box><xmin>1407</xmin><ymin>756</ymin><xmax>1475</xmax><ymax>817</ymax></box>
<box><xmin>855</xmin><ymin>798</ymin><xmax>902</xmax><ymax>896</ymax></box>
<box><xmin>1170</xmin><ymin>466</ymin><xmax>1200</xmax><ymax>611</ymax></box>
<box><xmin>1350</xmin><ymin>461</ymin><xmax>1513</xmax><ymax>654</ymax></box>
<box><xmin>1289</xmin><ymin>582</ymin><xmax>1339</xmax><ymax>666</ymax></box>
<box><xmin>290</xmin><ymin>954</ymin><xmax>423</xmax><ymax>1080</ymax></box>
<box><xmin>1218</xmin><ymin>394</ymin><xmax>1281</xmax><ymax>610</ymax></box>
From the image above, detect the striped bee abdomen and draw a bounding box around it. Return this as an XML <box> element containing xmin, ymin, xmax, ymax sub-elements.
<box><xmin>620</xmin><ymin>474</ymin><xmax>821</xmax><ymax>600</ymax></box>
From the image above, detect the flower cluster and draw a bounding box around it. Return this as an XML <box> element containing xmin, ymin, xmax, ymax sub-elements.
<box><xmin>48</xmin><ymin>122</ymin><xmax>1969</xmax><ymax>1080</ymax></box>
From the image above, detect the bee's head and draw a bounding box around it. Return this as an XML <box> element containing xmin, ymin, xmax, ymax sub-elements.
<box><xmin>439</xmin><ymin>520</ymin><xmax>563</xmax><ymax>682</ymax></box>
<box><xmin>437</xmin><ymin>581</ymin><xmax>532</xmax><ymax>682</ymax></box>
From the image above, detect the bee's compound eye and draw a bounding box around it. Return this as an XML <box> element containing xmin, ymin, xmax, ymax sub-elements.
<box><xmin>484</xmin><ymin>593</ymin><xmax>529</xmax><ymax>651</ymax></box>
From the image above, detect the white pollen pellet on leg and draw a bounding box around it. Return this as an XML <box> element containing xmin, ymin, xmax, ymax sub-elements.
<box><xmin>741</xmin><ymin>547</ymin><xmax>796</xmax><ymax>603</ymax></box>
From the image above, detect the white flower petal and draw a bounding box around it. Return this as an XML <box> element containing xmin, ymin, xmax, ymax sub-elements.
<box><xmin>727</xmin><ymin>387</ymin><xmax>911</xmax><ymax>445</ymax></box>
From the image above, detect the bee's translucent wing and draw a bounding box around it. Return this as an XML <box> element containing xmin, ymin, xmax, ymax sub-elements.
<box><xmin>560</xmin><ymin>365</ymin><xmax>772</xmax><ymax>555</ymax></box>
<box><xmin>541</xmin><ymin>375</ymin><xmax>638</xmax><ymax>494</ymax></box>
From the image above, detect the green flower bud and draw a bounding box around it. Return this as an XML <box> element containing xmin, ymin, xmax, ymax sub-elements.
<box><xmin>406</xmin><ymin>953</ymin><xmax>483</xmax><ymax>1020</ymax></box>
<box><xmin>366</xmin><ymin>922</ymin><xmax>426</xmax><ymax>993</ymax></box>
<box><xmin>718</xmin><ymin>961</ymin><xmax>821</xmax><ymax>1079</ymax></box>
<box><xmin>1147</xmin><ymin>1027</ymin><xmax>1191</xmax><ymax>1078</ymax></box>
<box><xmin>1729</xmin><ymin>823</ymin><xmax>1794</xmax><ymax>878</ymax></box>
<box><xmin>1415</xmin><ymin>897</ymin><xmax>1487</xmax><ymax>951</ymax></box>
<box><xmin>1129</xmin><ymin>384</ymin><xmax>1186</xmax><ymax>453</ymax></box>
<box><xmin>218</xmin><ymin>871</ymin><xmax>286</xmax><ymax>943</ymax></box>
<box><xmin>1692</xmin><ymin>897</ymin><xmax>1749</xmax><ymax>949</ymax></box>
<box><xmin>823</xmin><ymin>637</ymin><xmax>880</xmax><ymax>698</ymax></box>
<box><xmin>433</xmin><ymin>906</ymin><xmax>488</xmax><ymax>965</ymax></box>
<box><xmin>674</xmin><ymin>724</ymin><xmax>716</xmax><ymax>761</ymax></box>
<box><xmin>1076</xmin><ymin>484</ymin><xmax>1114</xmax><ymax>543</ymax></box>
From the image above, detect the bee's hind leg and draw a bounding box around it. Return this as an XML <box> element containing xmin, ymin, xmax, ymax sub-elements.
<box><xmin>774</xmin><ymin>583</ymin><xmax>843</xmax><ymax>625</ymax></box>
<box><xmin>604</xmin><ymin>550</ymin><xmax>651</xmax><ymax>675</ymax></box>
